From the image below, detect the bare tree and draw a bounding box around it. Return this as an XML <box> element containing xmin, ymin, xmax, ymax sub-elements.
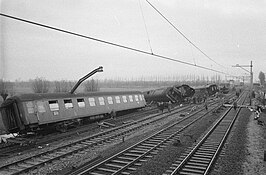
<box><xmin>0</xmin><ymin>79</ymin><xmax>14</xmax><ymax>100</ymax></box>
<box><xmin>258</xmin><ymin>71</ymin><xmax>265</xmax><ymax>86</ymax></box>
<box><xmin>54</xmin><ymin>80</ymin><xmax>76</xmax><ymax>92</ymax></box>
<box><xmin>0</xmin><ymin>79</ymin><xmax>8</xmax><ymax>100</ymax></box>
<box><xmin>84</xmin><ymin>79</ymin><xmax>99</xmax><ymax>92</ymax></box>
<box><xmin>32</xmin><ymin>77</ymin><xmax>50</xmax><ymax>93</ymax></box>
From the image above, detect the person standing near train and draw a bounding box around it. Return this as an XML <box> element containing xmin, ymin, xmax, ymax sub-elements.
<box><xmin>233</xmin><ymin>101</ymin><xmax>237</xmax><ymax>110</ymax></box>
<box><xmin>204</xmin><ymin>101</ymin><xmax>208</xmax><ymax>110</ymax></box>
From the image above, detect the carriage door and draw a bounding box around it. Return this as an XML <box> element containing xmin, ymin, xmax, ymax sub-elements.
<box><xmin>36</xmin><ymin>101</ymin><xmax>47</xmax><ymax>124</ymax></box>
<box><xmin>25</xmin><ymin>101</ymin><xmax>39</xmax><ymax>124</ymax></box>
<box><xmin>0</xmin><ymin>102</ymin><xmax>23</xmax><ymax>133</ymax></box>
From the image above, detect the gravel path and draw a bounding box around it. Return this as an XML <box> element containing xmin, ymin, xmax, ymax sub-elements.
<box><xmin>243</xmin><ymin>112</ymin><xmax>266</xmax><ymax>175</ymax></box>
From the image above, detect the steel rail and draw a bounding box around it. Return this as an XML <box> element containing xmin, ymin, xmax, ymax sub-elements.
<box><xmin>0</xmin><ymin>103</ymin><xmax>193</xmax><ymax>175</ymax></box>
<box><xmin>166</xmin><ymin>92</ymin><xmax>247</xmax><ymax>175</ymax></box>
<box><xmin>69</xmin><ymin>100</ymin><xmax>223</xmax><ymax>175</ymax></box>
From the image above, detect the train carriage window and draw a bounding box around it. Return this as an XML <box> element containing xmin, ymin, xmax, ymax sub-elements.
<box><xmin>26</xmin><ymin>101</ymin><xmax>34</xmax><ymax>114</ymax></box>
<box><xmin>88</xmin><ymin>98</ymin><xmax>96</xmax><ymax>106</ymax></box>
<box><xmin>64</xmin><ymin>99</ymin><xmax>73</xmax><ymax>109</ymax></box>
<box><xmin>139</xmin><ymin>94</ymin><xmax>142</xmax><ymax>101</ymax></box>
<box><xmin>77</xmin><ymin>98</ymin><xmax>85</xmax><ymax>108</ymax></box>
<box><xmin>37</xmin><ymin>101</ymin><xmax>46</xmax><ymax>113</ymax></box>
<box><xmin>122</xmin><ymin>96</ymin><xmax>127</xmax><ymax>103</ymax></box>
<box><xmin>142</xmin><ymin>94</ymin><xmax>145</xmax><ymax>101</ymax></box>
<box><xmin>107</xmin><ymin>97</ymin><xmax>113</xmax><ymax>104</ymax></box>
<box><xmin>135</xmin><ymin>95</ymin><xmax>139</xmax><ymax>102</ymax></box>
<box><xmin>115</xmin><ymin>96</ymin><xmax>121</xmax><ymax>103</ymax></box>
<box><xmin>49</xmin><ymin>100</ymin><xmax>59</xmax><ymax>111</ymax></box>
<box><xmin>129</xmin><ymin>95</ymin><xmax>133</xmax><ymax>102</ymax></box>
<box><xmin>98</xmin><ymin>97</ymin><xmax>105</xmax><ymax>105</ymax></box>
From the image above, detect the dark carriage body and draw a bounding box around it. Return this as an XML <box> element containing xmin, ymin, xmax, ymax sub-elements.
<box><xmin>0</xmin><ymin>91</ymin><xmax>146</xmax><ymax>134</ymax></box>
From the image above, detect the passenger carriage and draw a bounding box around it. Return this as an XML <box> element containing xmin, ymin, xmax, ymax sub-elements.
<box><xmin>0</xmin><ymin>91</ymin><xmax>146</xmax><ymax>134</ymax></box>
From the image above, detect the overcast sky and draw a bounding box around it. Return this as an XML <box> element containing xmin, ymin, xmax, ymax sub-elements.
<box><xmin>1</xmin><ymin>0</ymin><xmax>265</xmax><ymax>82</ymax></box>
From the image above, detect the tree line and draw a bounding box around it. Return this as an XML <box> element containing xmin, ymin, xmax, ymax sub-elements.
<box><xmin>1</xmin><ymin>72</ymin><xmax>265</xmax><ymax>100</ymax></box>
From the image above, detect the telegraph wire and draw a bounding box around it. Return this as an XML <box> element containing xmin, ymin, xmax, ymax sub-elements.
<box><xmin>145</xmin><ymin>0</ymin><xmax>226</xmax><ymax>69</ymax></box>
<box><xmin>139</xmin><ymin>0</ymin><xmax>153</xmax><ymax>54</ymax></box>
<box><xmin>0</xmin><ymin>13</ymin><xmax>236</xmax><ymax>77</ymax></box>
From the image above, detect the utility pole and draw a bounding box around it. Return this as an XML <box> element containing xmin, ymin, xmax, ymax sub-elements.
<box><xmin>232</xmin><ymin>61</ymin><xmax>253</xmax><ymax>105</ymax></box>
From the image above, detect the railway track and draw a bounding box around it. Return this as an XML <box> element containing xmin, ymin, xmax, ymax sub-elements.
<box><xmin>0</xmin><ymin>101</ymin><xmax>199</xmax><ymax>175</ymax></box>
<box><xmin>163</xmin><ymin>92</ymin><xmax>247</xmax><ymax>175</ymax></box>
<box><xmin>0</xmin><ymin>106</ymin><xmax>159</xmax><ymax>157</ymax></box>
<box><xmin>67</xmin><ymin>99</ymin><xmax>225</xmax><ymax>175</ymax></box>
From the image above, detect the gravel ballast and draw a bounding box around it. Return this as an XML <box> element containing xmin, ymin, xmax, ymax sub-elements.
<box><xmin>210</xmin><ymin>108</ymin><xmax>266</xmax><ymax>175</ymax></box>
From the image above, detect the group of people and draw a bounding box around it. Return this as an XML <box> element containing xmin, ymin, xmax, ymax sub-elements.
<box><xmin>191</xmin><ymin>95</ymin><xmax>207</xmax><ymax>104</ymax></box>
<box><xmin>253</xmin><ymin>104</ymin><xmax>263</xmax><ymax>120</ymax></box>
<box><xmin>157</xmin><ymin>101</ymin><xmax>171</xmax><ymax>113</ymax></box>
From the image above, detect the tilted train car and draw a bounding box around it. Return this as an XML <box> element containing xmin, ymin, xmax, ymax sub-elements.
<box><xmin>219</xmin><ymin>86</ymin><xmax>230</xmax><ymax>94</ymax></box>
<box><xmin>0</xmin><ymin>91</ymin><xmax>146</xmax><ymax>134</ymax></box>
<box><xmin>143</xmin><ymin>84</ymin><xmax>195</xmax><ymax>104</ymax></box>
<box><xmin>193</xmin><ymin>84</ymin><xmax>219</xmax><ymax>99</ymax></box>
<box><xmin>174</xmin><ymin>84</ymin><xmax>195</xmax><ymax>98</ymax></box>
<box><xmin>206</xmin><ymin>84</ymin><xmax>219</xmax><ymax>96</ymax></box>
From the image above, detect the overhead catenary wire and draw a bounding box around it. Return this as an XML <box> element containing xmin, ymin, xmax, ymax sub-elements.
<box><xmin>138</xmin><ymin>0</ymin><xmax>153</xmax><ymax>54</ymax></box>
<box><xmin>0</xmin><ymin>13</ymin><xmax>236</xmax><ymax>77</ymax></box>
<box><xmin>145</xmin><ymin>0</ymin><xmax>226</xmax><ymax>69</ymax></box>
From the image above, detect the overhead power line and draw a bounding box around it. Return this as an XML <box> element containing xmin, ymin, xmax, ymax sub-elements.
<box><xmin>0</xmin><ymin>13</ymin><xmax>235</xmax><ymax>77</ymax></box>
<box><xmin>139</xmin><ymin>0</ymin><xmax>153</xmax><ymax>54</ymax></box>
<box><xmin>145</xmin><ymin>0</ymin><xmax>226</xmax><ymax>69</ymax></box>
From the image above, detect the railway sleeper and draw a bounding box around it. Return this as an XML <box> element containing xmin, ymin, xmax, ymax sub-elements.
<box><xmin>41</xmin><ymin>155</ymin><xmax>55</xmax><ymax>160</ymax></box>
<box><xmin>141</xmin><ymin>143</ymin><xmax>156</xmax><ymax>147</ymax></box>
<box><xmin>200</xmin><ymin>145</ymin><xmax>219</xmax><ymax>150</ymax></box>
<box><xmin>148</xmin><ymin>138</ymin><xmax>165</xmax><ymax>142</ymax></box>
<box><xmin>129</xmin><ymin>149</ymin><xmax>146</xmax><ymax>154</ymax></box>
<box><xmin>8</xmin><ymin>165</ymin><xmax>25</xmax><ymax>172</ymax></box>
<box><xmin>189</xmin><ymin>158</ymin><xmax>210</xmax><ymax>164</ymax></box>
<box><xmin>17</xmin><ymin>163</ymin><xmax>32</xmax><ymax>168</ymax></box>
<box><xmin>195</xmin><ymin>151</ymin><xmax>214</xmax><ymax>156</ymax></box>
<box><xmin>111</xmin><ymin>159</ymin><xmax>131</xmax><ymax>164</ymax></box>
<box><xmin>202</xmin><ymin>142</ymin><xmax>220</xmax><ymax>146</ymax></box>
<box><xmin>126</xmin><ymin>167</ymin><xmax>137</xmax><ymax>171</ymax></box>
<box><xmin>134</xmin><ymin>147</ymin><xmax>150</xmax><ymax>151</ymax></box>
<box><xmin>24</xmin><ymin>160</ymin><xmax>40</xmax><ymax>165</ymax></box>
<box><xmin>97</xmin><ymin>167</ymin><xmax>117</xmax><ymax>173</ymax></box>
<box><xmin>190</xmin><ymin>156</ymin><xmax>211</xmax><ymax>161</ymax></box>
<box><xmin>117</xmin><ymin>156</ymin><xmax>136</xmax><ymax>160</ymax></box>
<box><xmin>123</xmin><ymin>153</ymin><xmax>141</xmax><ymax>157</ymax></box>
<box><xmin>31</xmin><ymin>158</ymin><xmax>47</xmax><ymax>163</ymax></box>
<box><xmin>101</xmin><ymin>165</ymin><xmax>119</xmax><ymax>171</ymax></box>
<box><xmin>184</xmin><ymin>164</ymin><xmax>207</xmax><ymax>170</ymax></box>
<box><xmin>199</xmin><ymin>146</ymin><xmax>217</xmax><ymax>150</ymax></box>
<box><xmin>181</xmin><ymin>167</ymin><xmax>205</xmax><ymax>174</ymax></box>
<box><xmin>89</xmin><ymin>171</ymin><xmax>106</xmax><ymax>175</ymax></box>
<box><xmin>194</xmin><ymin>153</ymin><xmax>213</xmax><ymax>159</ymax></box>
<box><xmin>187</xmin><ymin>161</ymin><xmax>208</xmax><ymax>167</ymax></box>
<box><xmin>105</xmin><ymin>163</ymin><xmax>123</xmax><ymax>168</ymax></box>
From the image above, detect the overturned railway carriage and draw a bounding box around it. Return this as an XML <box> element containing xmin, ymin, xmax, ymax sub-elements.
<box><xmin>0</xmin><ymin>91</ymin><xmax>146</xmax><ymax>134</ymax></box>
<box><xmin>193</xmin><ymin>84</ymin><xmax>219</xmax><ymax>99</ymax></box>
<box><xmin>205</xmin><ymin>84</ymin><xmax>219</xmax><ymax>96</ymax></box>
<box><xmin>219</xmin><ymin>86</ymin><xmax>230</xmax><ymax>94</ymax></box>
<box><xmin>143</xmin><ymin>84</ymin><xmax>195</xmax><ymax>104</ymax></box>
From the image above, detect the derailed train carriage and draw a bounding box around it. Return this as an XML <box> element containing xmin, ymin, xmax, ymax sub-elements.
<box><xmin>192</xmin><ymin>84</ymin><xmax>219</xmax><ymax>102</ymax></box>
<box><xmin>0</xmin><ymin>91</ymin><xmax>146</xmax><ymax>134</ymax></box>
<box><xmin>143</xmin><ymin>84</ymin><xmax>195</xmax><ymax>104</ymax></box>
